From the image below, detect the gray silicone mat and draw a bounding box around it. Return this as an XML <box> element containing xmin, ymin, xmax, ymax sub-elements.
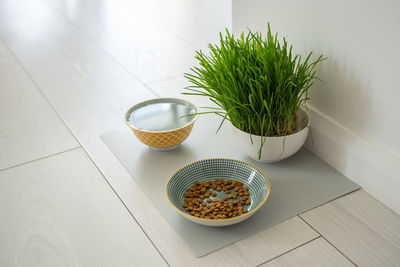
<box><xmin>101</xmin><ymin>116</ymin><xmax>359</xmax><ymax>257</ymax></box>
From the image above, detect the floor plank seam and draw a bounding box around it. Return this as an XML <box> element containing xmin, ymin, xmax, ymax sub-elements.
<box><xmin>255</xmin><ymin>234</ymin><xmax>321</xmax><ymax>267</ymax></box>
<box><xmin>0</xmin><ymin>146</ymin><xmax>81</xmax><ymax>173</ymax></box>
<box><xmin>143</xmin><ymin>75</ymin><xmax>192</xmax><ymax>99</ymax></box>
<box><xmin>0</xmin><ymin>36</ymin><xmax>82</xmax><ymax>147</ymax></box>
<box><xmin>144</xmin><ymin>83</ymin><xmax>161</xmax><ymax>98</ymax></box>
<box><xmin>4</xmin><ymin>2</ymin><xmax>391</xmax><ymax>266</ymax></box>
<box><xmin>43</xmin><ymin>1</ymin><xmax>152</xmax><ymax>88</ymax></box>
<box><xmin>298</xmin><ymin>185</ymin><xmax>360</xmax><ymax>215</ymax></box>
<box><xmin>357</xmin><ymin>190</ymin><xmax>400</xmax><ymax>217</ymax></box>
<box><xmin>144</xmin><ymin>74</ymin><xmax>187</xmax><ymax>87</ymax></box>
<box><xmin>46</xmin><ymin>1</ymin><xmax>207</xmax><ymax>91</ymax></box>
<box><xmin>77</xmin><ymin>147</ymin><xmax>171</xmax><ymax>267</ymax></box>
<box><xmin>298</xmin><ymin>215</ymin><xmax>359</xmax><ymax>267</ymax></box>
<box><xmin>0</xmin><ymin>29</ymin><xmax>171</xmax><ymax>267</ymax></box>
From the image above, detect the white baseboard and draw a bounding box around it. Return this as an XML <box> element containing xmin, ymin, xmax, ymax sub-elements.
<box><xmin>305</xmin><ymin>105</ymin><xmax>400</xmax><ymax>215</ymax></box>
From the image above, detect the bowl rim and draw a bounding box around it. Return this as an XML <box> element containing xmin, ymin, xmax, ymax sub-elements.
<box><xmin>124</xmin><ymin>97</ymin><xmax>199</xmax><ymax>133</ymax></box>
<box><xmin>230</xmin><ymin>107</ymin><xmax>310</xmax><ymax>138</ymax></box>
<box><xmin>165</xmin><ymin>158</ymin><xmax>271</xmax><ymax>222</ymax></box>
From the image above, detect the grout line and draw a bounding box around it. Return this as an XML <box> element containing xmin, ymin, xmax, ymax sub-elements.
<box><xmin>43</xmin><ymin>0</ymin><xmax>206</xmax><ymax>96</ymax></box>
<box><xmin>1</xmin><ymin>23</ymin><xmax>360</xmax><ymax>266</ymax></box>
<box><xmin>77</xmin><ymin>144</ymin><xmax>171</xmax><ymax>267</ymax></box>
<box><xmin>144</xmin><ymin>74</ymin><xmax>185</xmax><ymax>87</ymax></box>
<box><xmin>255</xmin><ymin>234</ymin><xmax>321</xmax><ymax>267</ymax></box>
<box><xmin>0</xmin><ymin>146</ymin><xmax>81</xmax><ymax>172</ymax></box>
<box><xmin>143</xmin><ymin>83</ymin><xmax>160</xmax><ymax>97</ymax></box>
<box><xmin>44</xmin><ymin>0</ymin><xmax>184</xmax><ymax>90</ymax></box>
<box><xmin>43</xmin><ymin>1</ymin><xmax>148</xmax><ymax>87</ymax></box>
<box><xmin>0</xmin><ymin>34</ymin><xmax>171</xmax><ymax>267</ymax></box>
<box><xmin>0</xmin><ymin>36</ymin><xmax>82</xmax><ymax>147</ymax></box>
<box><xmin>298</xmin><ymin>215</ymin><xmax>358</xmax><ymax>267</ymax></box>
<box><xmin>3</xmin><ymin>4</ymin><xmax>353</xmax><ymax>267</ymax></box>
<box><xmin>298</xmin><ymin>183</ymin><xmax>360</xmax><ymax>215</ymax></box>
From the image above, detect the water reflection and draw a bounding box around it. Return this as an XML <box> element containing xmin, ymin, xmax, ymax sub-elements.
<box><xmin>128</xmin><ymin>101</ymin><xmax>196</xmax><ymax>131</ymax></box>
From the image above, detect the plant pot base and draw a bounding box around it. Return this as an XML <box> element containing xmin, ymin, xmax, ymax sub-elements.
<box><xmin>249</xmin><ymin>157</ymin><xmax>285</xmax><ymax>164</ymax></box>
<box><xmin>230</xmin><ymin>108</ymin><xmax>310</xmax><ymax>163</ymax></box>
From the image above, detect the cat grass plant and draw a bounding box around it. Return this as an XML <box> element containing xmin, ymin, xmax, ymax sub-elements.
<box><xmin>184</xmin><ymin>24</ymin><xmax>324</xmax><ymax>158</ymax></box>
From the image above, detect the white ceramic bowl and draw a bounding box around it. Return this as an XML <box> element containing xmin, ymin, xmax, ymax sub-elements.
<box><xmin>230</xmin><ymin>108</ymin><xmax>310</xmax><ymax>163</ymax></box>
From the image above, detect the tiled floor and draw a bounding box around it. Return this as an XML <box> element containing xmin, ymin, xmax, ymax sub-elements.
<box><xmin>0</xmin><ymin>0</ymin><xmax>399</xmax><ymax>266</ymax></box>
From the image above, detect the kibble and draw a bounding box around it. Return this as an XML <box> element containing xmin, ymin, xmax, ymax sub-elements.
<box><xmin>182</xmin><ymin>179</ymin><xmax>251</xmax><ymax>219</ymax></box>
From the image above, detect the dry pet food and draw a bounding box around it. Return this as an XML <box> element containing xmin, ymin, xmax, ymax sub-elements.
<box><xmin>182</xmin><ymin>179</ymin><xmax>250</xmax><ymax>219</ymax></box>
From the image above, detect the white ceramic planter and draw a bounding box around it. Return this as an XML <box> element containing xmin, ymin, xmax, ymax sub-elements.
<box><xmin>230</xmin><ymin>108</ymin><xmax>310</xmax><ymax>163</ymax></box>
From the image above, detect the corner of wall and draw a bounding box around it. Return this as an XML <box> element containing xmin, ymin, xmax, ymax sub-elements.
<box><xmin>305</xmin><ymin>105</ymin><xmax>400</xmax><ymax>214</ymax></box>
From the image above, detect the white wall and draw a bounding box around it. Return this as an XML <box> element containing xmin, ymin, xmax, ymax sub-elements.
<box><xmin>232</xmin><ymin>0</ymin><xmax>400</xmax><ymax>214</ymax></box>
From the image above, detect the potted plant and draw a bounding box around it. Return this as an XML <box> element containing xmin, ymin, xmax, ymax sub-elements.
<box><xmin>184</xmin><ymin>24</ymin><xmax>325</xmax><ymax>162</ymax></box>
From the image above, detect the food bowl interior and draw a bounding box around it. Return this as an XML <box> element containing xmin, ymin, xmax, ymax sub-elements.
<box><xmin>126</xmin><ymin>98</ymin><xmax>198</xmax><ymax>132</ymax></box>
<box><xmin>167</xmin><ymin>159</ymin><xmax>270</xmax><ymax>215</ymax></box>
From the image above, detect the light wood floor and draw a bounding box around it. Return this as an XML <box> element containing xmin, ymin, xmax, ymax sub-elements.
<box><xmin>0</xmin><ymin>0</ymin><xmax>399</xmax><ymax>266</ymax></box>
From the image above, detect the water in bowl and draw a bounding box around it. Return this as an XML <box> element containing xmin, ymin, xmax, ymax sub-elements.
<box><xmin>128</xmin><ymin>102</ymin><xmax>196</xmax><ymax>131</ymax></box>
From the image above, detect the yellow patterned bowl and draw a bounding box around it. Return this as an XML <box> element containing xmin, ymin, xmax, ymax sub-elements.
<box><xmin>124</xmin><ymin>98</ymin><xmax>199</xmax><ymax>150</ymax></box>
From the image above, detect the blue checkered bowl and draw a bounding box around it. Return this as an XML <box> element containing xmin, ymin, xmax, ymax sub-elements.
<box><xmin>165</xmin><ymin>158</ymin><xmax>270</xmax><ymax>227</ymax></box>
